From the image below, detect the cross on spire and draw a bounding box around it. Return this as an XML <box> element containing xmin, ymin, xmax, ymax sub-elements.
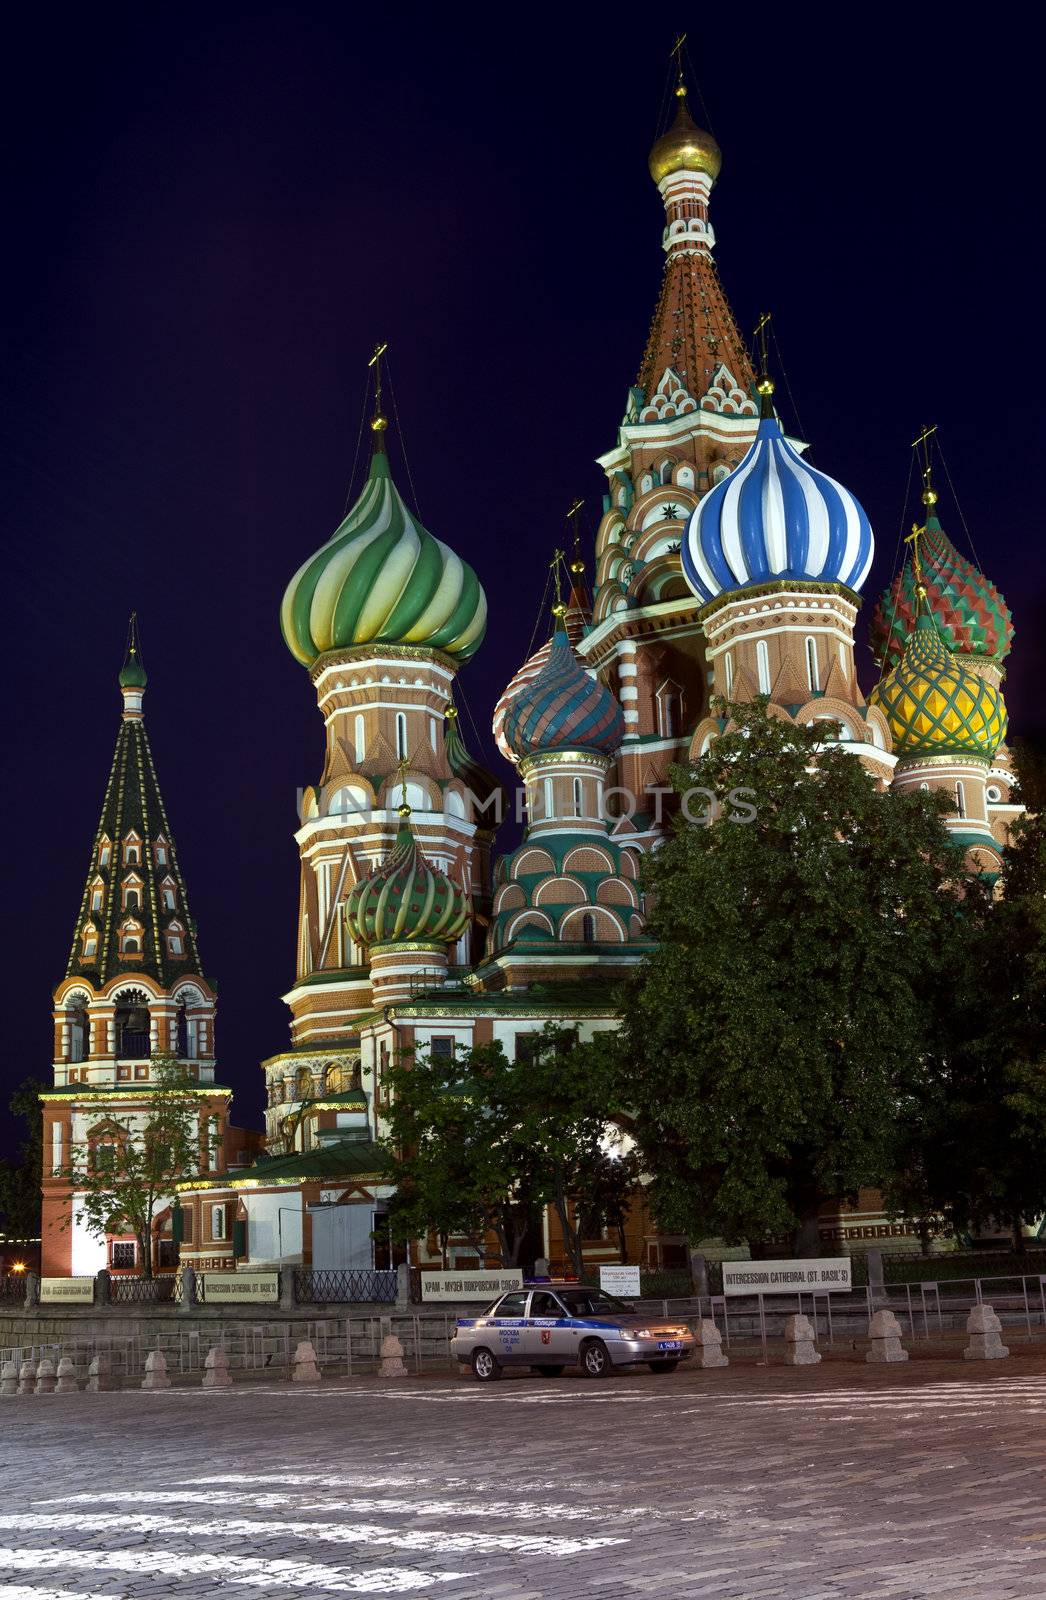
<box><xmin>368</xmin><ymin>341</ymin><xmax>389</xmax><ymax>437</ymax></box>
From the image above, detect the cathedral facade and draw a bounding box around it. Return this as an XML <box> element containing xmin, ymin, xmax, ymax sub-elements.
<box><xmin>40</xmin><ymin>77</ymin><xmax>1022</xmax><ymax>1277</ymax></box>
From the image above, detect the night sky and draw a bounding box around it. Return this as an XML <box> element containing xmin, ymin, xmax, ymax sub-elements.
<box><xmin>4</xmin><ymin>7</ymin><xmax>1043</xmax><ymax>1146</ymax></box>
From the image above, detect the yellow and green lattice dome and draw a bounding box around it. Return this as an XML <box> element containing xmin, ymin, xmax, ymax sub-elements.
<box><xmin>870</xmin><ymin>614</ymin><xmax>1007</xmax><ymax>762</ymax></box>
<box><xmin>281</xmin><ymin>446</ymin><xmax>487</xmax><ymax>667</ymax></box>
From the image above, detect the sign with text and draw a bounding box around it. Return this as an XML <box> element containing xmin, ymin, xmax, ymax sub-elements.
<box><xmin>420</xmin><ymin>1269</ymin><xmax>523</xmax><ymax>1303</ymax></box>
<box><xmin>202</xmin><ymin>1272</ymin><xmax>279</xmax><ymax>1303</ymax></box>
<box><xmin>722</xmin><ymin>1258</ymin><xmax>852</xmax><ymax>1297</ymax></box>
<box><xmin>599</xmin><ymin>1264</ymin><xmax>641</xmax><ymax>1297</ymax></box>
<box><xmin>40</xmin><ymin>1277</ymin><xmax>94</xmax><ymax>1303</ymax></box>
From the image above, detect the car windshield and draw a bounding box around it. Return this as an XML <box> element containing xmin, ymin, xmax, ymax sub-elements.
<box><xmin>555</xmin><ymin>1290</ymin><xmax>632</xmax><ymax>1318</ymax></box>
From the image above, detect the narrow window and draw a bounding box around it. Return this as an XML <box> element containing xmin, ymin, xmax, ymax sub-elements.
<box><xmin>543</xmin><ymin>777</ymin><xmax>554</xmax><ymax>820</ymax></box>
<box><xmin>756</xmin><ymin>640</ymin><xmax>771</xmax><ymax>695</ymax></box>
<box><xmin>395</xmin><ymin>713</ymin><xmax>407</xmax><ymax>760</ymax></box>
<box><xmin>955</xmin><ymin>781</ymin><xmax>967</xmax><ymax>819</ymax></box>
<box><xmin>354</xmin><ymin>713</ymin><xmax>366</xmax><ymax>762</ymax></box>
<box><xmin>99</xmin><ymin>840</ymin><xmax>111</xmax><ymax>867</ymax></box>
<box><xmin>723</xmin><ymin>651</ymin><xmax>734</xmax><ymax>696</ymax></box>
<box><xmin>805</xmin><ymin>637</ymin><xmax>820</xmax><ymax>692</ymax></box>
<box><xmin>82</xmin><ymin>927</ymin><xmax>98</xmax><ymax>958</ymax></box>
<box><xmin>162</xmin><ymin>887</ymin><xmax>176</xmax><ymax>911</ymax></box>
<box><xmin>155</xmin><ymin>842</ymin><xmax>167</xmax><ymax>866</ymax></box>
<box><xmin>582</xmin><ymin>913</ymin><xmax>596</xmax><ymax>944</ymax></box>
<box><xmin>429</xmin><ymin>716</ymin><xmax>438</xmax><ymax>751</ymax></box>
<box><xmin>212</xmin><ymin>1204</ymin><xmax>227</xmax><ymax>1241</ymax></box>
<box><xmin>91</xmin><ymin>887</ymin><xmax>103</xmax><ymax>912</ymax></box>
<box><xmin>573</xmin><ymin>777</ymin><xmax>583</xmax><ymax>817</ymax></box>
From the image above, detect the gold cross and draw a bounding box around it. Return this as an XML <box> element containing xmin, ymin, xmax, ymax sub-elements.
<box><xmin>368</xmin><ymin>341</ymin><xmax>388</xmax><ymax>412</ymax></box>
<box><xmin>671</xmin><ymin>33</ymin><xmax>687</xmax><ymax>93</ymax></box>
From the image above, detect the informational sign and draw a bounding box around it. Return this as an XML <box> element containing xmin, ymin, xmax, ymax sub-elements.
<box><xmin>599</xmin><ymin>1264</ymin><xmax>641</xmax><ymax>1297</ymax></box>
<box><xmin>420</xmin><ymin>1269</ymin><xmax>524</xmax><ymax>1303</ymax></box>
<box><xmin>40</xmin><ymin>1277</ymin><xmax>94</xmax><ymax>1303</ymax></box>
<box><xmin>722</xmin><ymin>1258</ymin><xmax>852</xmax><ymax>1296</ymax></box>
<box><xmin>202</xmin><ymin>1272</ymin><xmax>279</xmax><ymax>1303</ymax></box>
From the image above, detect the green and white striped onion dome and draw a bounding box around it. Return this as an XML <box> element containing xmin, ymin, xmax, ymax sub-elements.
<box><xmin>345</xmin><ymin>813</ymin><xmax>470</xmax><ymax>947</ymax></box>
<box><xmin>281</xmin><ymin>449</ymin><xmax>487</xmax><ymax>667</ymax></box>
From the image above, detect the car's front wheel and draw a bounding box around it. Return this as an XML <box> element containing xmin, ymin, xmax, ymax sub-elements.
<box><xmin>531</xmin><ymin>1365</ymin><xmax>565</xmax><ymax>1377</ymax></box>
<box><xmin>647</xmin><ymin>1359</ymin><xmax>680</xmax><ymax>1374</ymax></box>
<box><xmin>579</xmin><ymin>1339</ymin><xmax>612</xmax><ymax>1379</ymax></box>
<box><xmin>471</xmin><ymin>1347</ymin><xmax>503</xmax><ymax>1382</ymax></box>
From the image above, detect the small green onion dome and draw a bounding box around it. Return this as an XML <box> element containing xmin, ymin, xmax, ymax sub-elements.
<box><xmin>870</xmin><ymin>613</ymin><xmax>1007</xmax><ymax>762</ymax></box>
<box><xmin>345</xmin><ymin>812</ymin><xmax>470</xmax><ymax>947</ymax></box>
<box><xmin>119</xmin><ymin>620</ymin><xmax>148</xmax><ymax>689</ymax></box>
<box><xmin>281</xmin><ymin>448</ymin><xmax>487</xmax><ymax>667</ymax></box>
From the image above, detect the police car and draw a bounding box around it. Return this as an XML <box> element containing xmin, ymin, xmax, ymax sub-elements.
<box><xmin>450</xmin><ymin>1280</ymin><xmax>695</xmax><ymax>1380</ymax></box>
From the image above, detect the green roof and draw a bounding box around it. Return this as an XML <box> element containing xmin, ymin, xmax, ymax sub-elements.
<box><xmin>219</xmin><ymin>1137</ymin><xmax>387</xmax><ymax>1188</ymax></box>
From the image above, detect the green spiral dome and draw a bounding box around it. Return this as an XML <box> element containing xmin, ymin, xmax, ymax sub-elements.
<box><xmin>281</xmin><ymin>448</ymin><xmax>487</xmax><ymax>667</ymax></box>
<box><xmin>345</xmin><ymin>814</ymin><xmax>470</xmax><ymax>947</ymax></box>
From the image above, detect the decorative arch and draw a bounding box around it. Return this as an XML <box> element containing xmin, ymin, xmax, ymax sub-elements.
<box><xmin>505</xmin><ymin>909</ymin><xmax>555</xmax><ymax>943</ymax></box>
<box><xmin>596</xmin><ymin>879</ymin><xmax>637</xmax><ymax>908</ymax></box>
<box><xmin>562</xmin><ymin>845</ymin><xmax>615</xmax><ymax>875</ymax></box>
<box><xmin>558</xmin><ymin>905</ymin><xmax>626</xmax><ymax>943</ymax></box>
<box><xmin>511</xmin><ymin>847</ymin><xmax>556</xmax><ymax>879</ymax></box>
<box><xmin>493</xmin><ymin>883</ymin><xmax>526</xmax><ymax>914</ymax></box>
<box><xmin>533</xmin><ymin>876</ymin><xmax>587</xmax><ymax>907</ymax></box>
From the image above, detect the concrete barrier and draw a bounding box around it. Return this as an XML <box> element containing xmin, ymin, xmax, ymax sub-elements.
<box><xmin>782</xmin><ymin>1313</ymin><xmax>821</xmax><ymax>1366</ymax></box>
<box><xmin>964</xmin><ymin>1303</ymin><xmax>1009</xmax><ymax>1361</ymax></box>
<box><xmin>0</xmin><ymin>1360</ymin><xmax>19</xmax><ymax>1396</ymax></box>
<box><xmin>55</xmin><ymin>1357</ymin><xmax>79</xmax><ymax>1393</ymax></box>
<box><xmin>202</xmin><ymin>1346</ymin><xmax>231</xmax><ymax>1388</ymax></box>
<box><xmin>35</xmin><ymin>1358</ymin><xmax>57</xmax><ymax>1394</ymax></box>
<box><xmin>141</xmin><ymin>1349</ymin><xmax>171</xmax><ymax>1390</ymax></box>
<box><xmin>86</xmin><ymin>1354</ymin><xmax>116</xmax><ymax>1392</ymax></box>
<box><xmin>379</xmin><ymin>1334</ymin><xmax>408</xmax><ymax>1378</ymax></box>
<box><xmin>17</xmin><ymin>1360</ymin><xmax>35</xmax><ymax>1394</ymax></box>
<box><xmin>692</xmin><ymin>1318</ymin><xmax>728</xmax><ymax>1368</ymax></box>
<box><xmin>866</xmin><ymin>1308</ymin><xmax>908</xmax><ymax>1363</ymax></box>
<box><xmin>291</xmin><ymin>1340</ymin><xmax>320</xmax><ymax>1383</ymax></box>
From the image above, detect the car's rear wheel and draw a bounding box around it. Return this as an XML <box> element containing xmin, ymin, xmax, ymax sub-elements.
<box><xmin>471</xmin><ymin>1347</ymin><xmax>503</xmax><ymax>1382</ymax></box>
<box><xmin>647</xmin><ymin>1359</ymin><xmax>680</xmax><ymax>1374</ymax></box>
<box><xmin>579</xmin><ymin>1339</ymin><xmax>612</xmax><ymax>1379</ymax></box>
<box><xmin>531</xmin><ymin>1364</ymin><xmax>565</xmax><ymax>1377</ymax></box>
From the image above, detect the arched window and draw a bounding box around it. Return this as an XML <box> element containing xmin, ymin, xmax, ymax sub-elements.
<box><xmin>573</xmin><ymin>778</ymin><xmax>583</xmax><ymax>817</ymax></box>
<box><xmin>124</xmin><ymin>885</ymin><xmax>140</xmax><ymax>911</ymax></box>
<box><xmin>68</xmin><ymin>998</ymin><xmax>89</xmax><ymax>1064</ymax></box>
<box><xmin>723</xmin><ymin>651</ymin><xmax>734</xmax><ymax>696</ymax></box>
<box><xmin>805</xmin><ymin>637</ymin><xmax>820</xmax><ymax>693</ymax></box>
<box><xmin>354</xmin><ymin>713</ymin><xmax>366</xmax><ymax>762</ymax></box>
<box><xmin>91</xmin><ymin>879</ymin><xmax>104</xmax><ymax>912</ymax></box>
<box><xmin>123</xmin><ymin>835</ymin><xmax>140</xmax><ymax>865</ymax></box>
<box><xmin>81</xmin><ymin>925</ymin><xmax>98</xmax><ymax>959</ymax></box>
<box><xmin>756</xmin><ymin>640</ymin><xmax>771</xmax><ymax>695</ymax></box>
<box><xmin>166</xmin><ymin>921</ymin><xmax>184</xmax><ymax>957</ymax></box>
<box><xmin>176</xmin><ymin>1002</ymin><xmax>189</xmax><ymax>1058</ymax></box>
<box><xmin>543</xmin><ymin>778</ymin><xmax>554</xmax><ymax>820</ymax></box>
<box><xmin>429</xmin><ymin>716</ymin><xmax>438</xmax><ymax>751</ymax></box>
<box><xmin>955</xmin><ymin>781</ymin><xmax>967</xmax><ymax>819</ymax></box>
<box><xmin>154</xmin><ymin>839</ymin><xmax>167</xmax><ymax>866</ymax></box>
<box><xmin>98</xmin><ymin>838</ymin><xmax>111</xmax><ymax>868</ymax></box>
<box><xmin>395</xmin><ymin>713</ymin><xmax>408</xmax><ymax>761</ymax></box>
<box><xmin>161</xmin><ymin>881</ymin><xmax>176</xmax><ymax>911</ymax></box>
<box><xmin>581</xmin><ymin>913</ymin><xmax>596</xmax><ymax>944</ymax></box>
<box><xmin>119</xmin><ymin>920</ymin><xmax>143</xmax><ymax>956</ymax></box>
<box><xmin>656</xmin><ymin>682</ymin><xmax>681</xmax><ymax>738</ymax></box>
<box><xmin>114</xmin><ymin>990</ymin><xmax>149</xmax><ymax>1059</ymax></box>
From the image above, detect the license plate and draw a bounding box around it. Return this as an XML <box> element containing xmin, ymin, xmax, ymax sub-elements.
<box><xmin>658</xmin><ymin>1340</ymin><xmax>683</xmax><ymax>1350</ymax></box>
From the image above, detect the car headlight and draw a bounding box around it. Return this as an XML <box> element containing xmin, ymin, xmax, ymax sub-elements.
<box><xmin>632</xmin><ymin>1327</ymin><xmax>686</xmax><ymax>1339</ymax></box>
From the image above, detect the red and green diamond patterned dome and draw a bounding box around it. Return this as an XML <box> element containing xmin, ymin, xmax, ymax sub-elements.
<box><xmin>870</xmin><ymin>512</ymin><xmax>1013</xmax><ymax>671</ymax></box>
<box><xmin>345</xmin><ymin>812</ymin><xmax>469</xmax><ymax>948</ymax></box>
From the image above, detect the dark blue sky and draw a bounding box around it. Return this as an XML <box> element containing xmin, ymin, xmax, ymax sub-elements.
<box><xmin>4</xmin><ymin>6</ymin><xmax>1043</xmax><ymax>1140</ymax></box>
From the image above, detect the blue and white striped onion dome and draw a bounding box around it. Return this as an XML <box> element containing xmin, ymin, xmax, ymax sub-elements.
<box><xmin>682</xmin><ymin>415</ymin><xmax>875</xmax><ymax>604</ymax></box>
<box><xmin>501</xmin><ymin>631</ymin><xmax>624</xmax><ymax>760</ymax></box>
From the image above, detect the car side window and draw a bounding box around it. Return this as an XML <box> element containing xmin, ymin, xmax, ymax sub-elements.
<box><xmin>492</xmin><ymin>1292</ymin><xmax>528</xmax><ymax>1318</ymax></box>
<box><xmin>530</xmin><ymin>1293</ymin><xmax>564</xmax><ymax>1317</ymax></box>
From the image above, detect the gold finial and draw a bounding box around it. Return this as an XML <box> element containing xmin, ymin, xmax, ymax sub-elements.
<box><xmin>566</xmin><ymin>498</ymin><xmax>585</xmax><ymax>575</ymax></box>
<box><xmin>550</xmin><ymin>547</ymin><xmax>566</xmax><ymax>619</ymax></box>
<box><xmin>911</xmin><ymin>423</ymin><xmax>938</xmax><ymax>506</ymax></box>
<box><xmin>444</xmin><ymin>703</ymin><xmax>458</xmax><ymax>721</ymax></box>
<box><xmin>671</xmin><ymin>33</ymin><xmax>687</xmax><ymax>97</ymax></box>
<box><xmin>368</xmin><ymin>341</ymin><xmax>389</xmax><ymax>434</ymax></box>
<box><xmin>396</xmin><ymin>754</ymin><xmax>410</xmax><ymax>817</ymax></box>
<box><xmin>753</xmin><ymin>311</ymin><xmax>773</xmax><ymax>390</ymax></box>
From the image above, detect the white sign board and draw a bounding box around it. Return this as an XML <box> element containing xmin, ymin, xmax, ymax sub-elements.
<box><xmin>722</xmin><ymin>1258</ymin><xmax>852</xmax><ymax>1296</ymax></box>
<box><xmin>40</xmin><ymin>1276</ymin><xmax>94</xmax><ymax>1303</ymax></box>
<box><xmin>420</xmin><ymin>1269</ymin><xmax>523</xmax><ymax>1303</ymax></box>
<box><xmin>599</xmin><ymin>1264</ymin><xmax>641</xmax><ymax>1297</ymax></box>
<box><xmin>202</xmin><ymin>1272</ymin><xmax>279</xmax><ymax>1303</ymax></box>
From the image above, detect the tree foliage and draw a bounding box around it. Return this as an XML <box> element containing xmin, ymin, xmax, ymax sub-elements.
<box><xmin>380</xmin><ymin>1025</ymin><xmax>633</xmax><ymax>1272</ymax></box>
<box><xmin>59</xmin><ymin>1055</ymin><xmax>203</xmax><ymax>1278</ymax></box>
<box><xmin>611</xmin><ymin>699</ymin><xmax>977</xmax><ymax>1253</ymax></box>
<box><xmin>0</xmin><ymin>1078</ymin><xmax>45</xmax><ymax>1240</ymax></box>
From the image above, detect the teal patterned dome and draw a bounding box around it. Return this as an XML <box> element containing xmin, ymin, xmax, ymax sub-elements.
<box><xmin>281</xmin><ymin>448</ymin><xmax>487</xmax><ymax>667</ymax></box>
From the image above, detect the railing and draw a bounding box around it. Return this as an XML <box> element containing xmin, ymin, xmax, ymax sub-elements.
<box><xmin>0</xmin><ymin>1275</ymin><xmax>26</xmax><ymax>1304</ymax></box>
<box><xmin>108</xmin><ymin>1275</ymin><xmax>178</xmax><ymax>1305</ymax></box>
<box><xmin>293</xmin><ymin>1268</ymin><xmax>397</xmax><ymax>1305</ymax></box>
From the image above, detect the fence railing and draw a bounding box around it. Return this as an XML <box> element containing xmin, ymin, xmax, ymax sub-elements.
<box><xmin>293</xmin><ymin>1268</ymin><xmax>398</xmax><ymax>1305</ymax></box>
<box><xmin>0</xmin><ymin>1275</ymin><xmax>26</xmax><ymax>1304</ymax></box>
<box><xmin>108</xmin><ymin>1275</ymin><xmax>178</xmax><ymax>1305</ymax></box>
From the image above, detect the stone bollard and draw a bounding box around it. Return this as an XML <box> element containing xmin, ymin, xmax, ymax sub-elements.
<box><xmin>691</xmin><ymin>1318</ymin><xmax>729</xmax><ymax>1368</ymax></box>
<box><xmin>55</xmin><ymin>1357</ymin><xmax>79</xmax><ymax>1393</ymax></box>
<box><xmin>179</xmin><ymin>1265</ymin><xmax>197</xmax><ymax>1312</ymax></box>
<box><xmin>291</xmin><ymin>1340</ymin><xmax>321</xmax><ymax>1383</ymax></box>
<box><xmin>964</xmin><ymin>1303</ymin><xmax>1009</xmax><ymax>1361</ymax></box>
<box><xmin>141</xmin><ymin>1349</ymin><xmax>171</xmax><ymax>1391</ymax></box>
<box><xmin>202</xmin><ymin>1346</ymin><xmax>232</xmax><ymax>1388</ymax></box>
<box><xmin>86</xmin><ymin>1354</ymin><xmax>116</xmax><ymax>1392</ymax></box>
<box><xmin>782</xmin><ymin>1313</ymin><xmax>822</xmax><ymax>1366</ymax></box>
<box><xmin>395</xmin><ymin>1262</ymin><xmax>411</xmax><ymax>1308</ymax></box>
<box><xmin>35</xmin><ymin>1358</ymin><xmax>57</xmax><ymax>1394</ymax></box>
<box><xmin>0</xmin><ymin>1360</ymin><xmax>19</xmax><ymax>1396</ymax></box>
<box><xmin>18</xmin><ymin>1360</ymin><xmax>36</xmax><ymax>1394</ymax></box>
<box><xmin>866</xmin><ymin>1308</ymin><xmax>908</xmax><ymax>1363</ymax></box>
<box><xmin>379</xmin><ymin>1333</ymin><xmax>408</xmax><ymax>1378</ymax></box>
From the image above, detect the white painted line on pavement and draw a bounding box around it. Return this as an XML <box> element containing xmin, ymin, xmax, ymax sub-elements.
<box><xmin>0</xmin><ymin>1548</ymin><xmax>463</xmax><ymax>1593</ymax></box>
<box><xmin>1</xmin><ymin>1512</ymin><xmax>626</xmax><ymax>1559</ymax></box>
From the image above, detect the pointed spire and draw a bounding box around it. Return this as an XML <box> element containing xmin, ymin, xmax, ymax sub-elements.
<box><xmin>119</xmin><ymin>614</ymin><xmax>147</xmax><ymax>719</ymax></box>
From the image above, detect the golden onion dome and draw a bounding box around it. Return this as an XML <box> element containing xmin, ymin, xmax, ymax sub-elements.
<box><xmin>648</xmin><ymin>94</ymin><xmax>722</xmax><ymax>186</ymax></box>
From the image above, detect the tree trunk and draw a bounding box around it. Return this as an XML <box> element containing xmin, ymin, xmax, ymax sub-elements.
<box><xmin>138</xmin><ymin>1230</ymin><xmax>152</xmax><ymax>1280</ymax></box>
<box><xmin>553</xmin><ymin>1174</ymin><xmax>583</xmax><ymax>1278</ymax></box>
<box><xmin>792</xmin><ymin>1213</ymin><xmax>822</xmax><ymax>1259</ymax></box>
<box><xmin>1012</xmin><ymin>1215</ymin><xmax>1026</xmax><ymax>1256</ymax></box>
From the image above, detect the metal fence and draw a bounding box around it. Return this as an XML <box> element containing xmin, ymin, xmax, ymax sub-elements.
<box><xmin>0</xmin><ymin>1275</ymin><xmax>26</xmax><ymax>1304</ymax></box>
<box><xmin>293</xmin><ymin>1268</ymin><xmax>398</xmax><ymax>1305</ymax></box>
<box><xmin>108</xmin><ymin>1276</ymin><xmax>178</xmax><ymax>1305</ymax></box>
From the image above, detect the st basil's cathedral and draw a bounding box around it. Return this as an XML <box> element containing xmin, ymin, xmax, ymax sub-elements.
<box><xmin>39</xmin><ymin>73</ymin><xmax>1023</xmax><ymax>1279</ymax></box>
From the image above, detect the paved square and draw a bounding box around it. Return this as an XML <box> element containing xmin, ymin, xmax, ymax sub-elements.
<box><xmin>4</xmin><ymin>1355</ymin><xmax>1046</xmax><ymax>1598</ymax></box>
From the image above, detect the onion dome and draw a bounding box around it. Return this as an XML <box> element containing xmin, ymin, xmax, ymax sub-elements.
<box><xmin>119</xmin><ymin>614</ymin><xmax>147</xmax><ymax>689</ymax></box>
<box><xmin>492</xmin><ymin>608</ymin><xmax>587</xmax><ymax>764</ymax></box>
<box><xmin>444</xmin><ymin>706</ymin><xmax>503</xmax><ymax>818</ymax></box>
<box><xmin>501</xmin><ymin>630</ymin><xmax>624</xmax><ymax>760</ymax></box>
<box><xmin>870</xmin><ymin>614</ymin><xmax>1007</xmax><ymax>762</ymax></box>
<box><xmin>345</xmin><ymin>810</ymin><xmax>469</xmax><ymax>947</ymax></box>
<box><xmin>870</xmin><ymin>511</ymin><xmax>1013</xmax><ymax>671</ymax></box>
<box><xmin>682</xmin><ymin>408</ymin><xmax>875</xmax><ymax>604</ymax></box>
<box><xmin>281</xmin><ymin>447</ymin><xmax>487</xmax><ymax>668</ymax></box>
<box><xmin>649</xmin><ymin>93</ymin><xmax>722</xmax><ymax>185</ymax></box>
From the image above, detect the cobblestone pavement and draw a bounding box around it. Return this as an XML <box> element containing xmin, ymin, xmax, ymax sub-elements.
<box><xmin>4</xmin><ymin>1354</ymin><xmax>1046</xmax><ymax>1599</ymax></box>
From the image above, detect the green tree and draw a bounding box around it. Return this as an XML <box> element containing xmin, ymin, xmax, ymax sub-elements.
<box><xmin>380</xmin><ymin>1026</ymin><xmax>625</xmax><ymax>1273</ymax></box>
<box><xmin>0</xmin><ymin>1078</ymin><xmax>46</xmax><ymax>1241</ymax></box>
<box><xmin>59</xmin><ymin>1055</ymin><xmax>203</xmax><ymax>1278</ymax></box>
<box><xmin>612</xmin><ymin>698</ymin><xmax>974</xmax><ymax>1255</ymax></box>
